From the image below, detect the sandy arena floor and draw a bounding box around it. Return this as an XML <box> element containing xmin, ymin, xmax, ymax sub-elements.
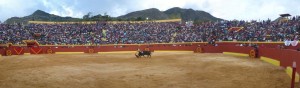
<box><xmin>0</xmin><ymin>52</ymin><xmax>294</xmax><ymax>88</ymax></box>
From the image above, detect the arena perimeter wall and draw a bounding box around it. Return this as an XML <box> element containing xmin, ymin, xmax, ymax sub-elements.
<box><xmin>1</xmin><ymin>42</ymin><xmax>300</xmax><ymax>81</ymax></box>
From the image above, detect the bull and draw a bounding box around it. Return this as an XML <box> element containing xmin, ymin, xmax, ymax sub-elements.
<box><xmin>135</xmin><ymin>51</ymin><xmax>151</xmax><ymax>58</ymax></box>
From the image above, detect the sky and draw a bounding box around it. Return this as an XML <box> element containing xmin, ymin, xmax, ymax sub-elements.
<box><xmin>0</xmin><ymin>0</ymin><xmax>299</xmax><ymax>22</ymax></box>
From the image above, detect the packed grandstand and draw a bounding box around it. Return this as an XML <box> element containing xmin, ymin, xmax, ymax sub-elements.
<box><xmin>0</xmin><ymin>16</ymin><xmax>300</xmax><ymax>45</ymax></box>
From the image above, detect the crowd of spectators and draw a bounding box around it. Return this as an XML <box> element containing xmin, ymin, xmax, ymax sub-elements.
<box><xmin>0</xmin><ymin>16</ymin><xmax>300</xmax><ymax>45</ymax></box>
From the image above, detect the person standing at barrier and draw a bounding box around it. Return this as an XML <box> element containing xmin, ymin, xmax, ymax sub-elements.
<box><xmin>135</xmin><ymin>49</ymin><xmax>141</xmax><ymax>58</ymax></box>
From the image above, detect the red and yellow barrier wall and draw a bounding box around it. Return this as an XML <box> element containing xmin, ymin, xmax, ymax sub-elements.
<box><xmin>1</xmin><ymin>42</ymin><xmax>300</xmax><ymax>81</ymax></box>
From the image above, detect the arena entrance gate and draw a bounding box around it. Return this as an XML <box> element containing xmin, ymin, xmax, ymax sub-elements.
<box><xmin>23</xmin><ymin>40</ymin><xmax>42</xmax><ymax>54</ymax></box>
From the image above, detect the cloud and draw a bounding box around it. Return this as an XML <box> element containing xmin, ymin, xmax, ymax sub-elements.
<box><xmin>0</xmin><ymin>0</ymin><xmax>40</xmax><ymax>22</ymax></box>
<box><xmin>182</xmin><ymin>0</ymin><xmax>300</xmax><ymax>20</ymax></box>
<box><xmin>0</xmin><ymin>0</ymin><xmax>299</xmax><ymax>22</ymax></box>
<box><xmin>41</xmin><ymin>0</ymin><xmax>83</xmax><ymax>18</ymax></box>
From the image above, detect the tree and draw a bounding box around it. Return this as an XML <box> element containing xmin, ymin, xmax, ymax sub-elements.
<box><xmin>83</xmin><ymin>12</ymin><xmax>92</xmax><ymax>19</ymax></box>
<box><xmin>103</xmin><ymin>12</ymin><xmax>109</xmax><ymax>19</ymax></box>
<box><xmin>136</xmin><ymin>17</ymin><xmax>144</xmax><ymax>21</ymax></box>
<box><xmin>169</xmin><ymin>14</ymin><xmax>180</xmax><ymax>19</ymax></box>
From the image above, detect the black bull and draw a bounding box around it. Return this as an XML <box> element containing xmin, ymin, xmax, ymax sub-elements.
<box><xmin>135</xmin><ymin>51</ymin><xmax>151</xmax><ymax>58</ymax></box>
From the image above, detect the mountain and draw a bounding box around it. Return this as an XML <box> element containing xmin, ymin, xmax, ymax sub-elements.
<box><xmin>5</xmin><ymin>10</ymin><xmax>80</xmax><ymax>24</ymax></box>
<box><xmin>182</xmin><ymin>9</ymin><xmax>222</xmax><ymax>22</ymax></box>
<box><xmin>5</xmin><ymin>7</ymin><xmax>223</xmax><ymax>24</ymax></box>
<box><xmin>119</xmin><ymin>7</ymin><xmax>223</xmax><ymax>22</ymax></box>
<box><xmin>118</xmin><ymin>8</ymin><xmax>169</xmax><ymax>20</ymax></box>
<box><xmin>164</xmin><ymin>7</ymin><xmax>223</xmax><ymax>22</ymax></box>
<box><xmin>163</xmin><ymin>7</ymin><xmax>185</xmax><ymax>19</ymax></box>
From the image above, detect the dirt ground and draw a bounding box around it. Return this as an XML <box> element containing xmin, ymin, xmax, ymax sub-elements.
<box><xmin>0</xmin><ymin>52</ymin><xmax>295</xmax><ymax>88</ymax></box>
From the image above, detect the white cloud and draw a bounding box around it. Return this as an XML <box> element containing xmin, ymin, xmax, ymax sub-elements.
<box><xmin>0</xmin><ymin>0</ymin><xmax>300</xmax><ymax>22</ymax></box>
<box><xmin>144</xmin><ymin>0</ymin><xmax>187</xmax><ymax>11</ymax></box>
<box><xmin>42</xmin><ymin>0</ymin><xmax>83</xmax><ymax>18</ymax></box>
<box><xmin>0</xmin><ymin>0</ymin><xmax>39</xmax><ymax>21</ymax></box>
<box><xmin>183</xmin><ymin>0</ymin><xmax>300</xmax><ymax>20</ymax></box>
<box><xmin>109</xmin><ymin>5</ymin><xmax>128</xmax><ymax>17</ymax></box>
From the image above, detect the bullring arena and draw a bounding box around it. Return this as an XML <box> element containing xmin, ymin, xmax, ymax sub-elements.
<box><xmin>1</xmin><ymin>42</ymin><xmax>300</xmax><ymax>88</ymax></box>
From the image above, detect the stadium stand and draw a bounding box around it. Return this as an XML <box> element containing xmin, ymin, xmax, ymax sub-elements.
<box><xmin>0</xmin><ymin>16</ymin><xmax>300</xmax><ymax>45</ymax></box>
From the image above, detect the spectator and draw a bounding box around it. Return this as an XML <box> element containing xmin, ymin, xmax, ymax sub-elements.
<box><xmin>0</xmin><ymin>16</ymin><xmax>299</xmax><ymax>45</ymax></box>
